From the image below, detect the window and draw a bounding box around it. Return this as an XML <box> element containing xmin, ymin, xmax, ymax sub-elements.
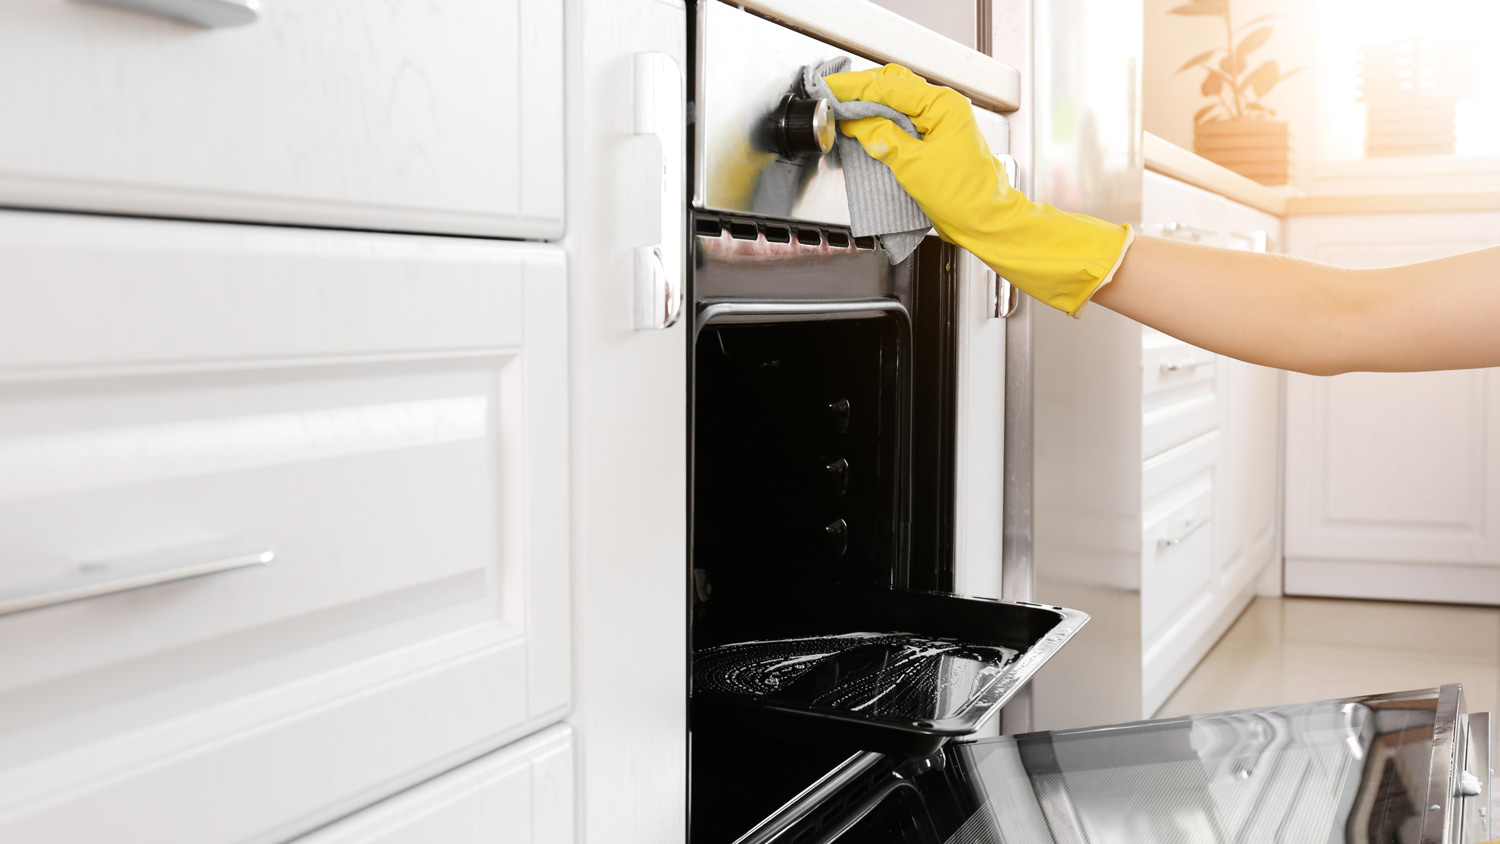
<box><xmin>1316</xmin><ymin>0</ymin><xmax>1500</xmax><ymax>161</ymax></box>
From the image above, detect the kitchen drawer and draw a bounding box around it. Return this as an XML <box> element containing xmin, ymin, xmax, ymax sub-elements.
<box><xmin>1224</xmin><ymin>201</ymin><xmax>1280</xmax><ymax>254</ymax></box>
<box><xmin>0</xmin><ymin>0</ymin><xmax>562</xmax><ymax>238</ymax></box>
<box><xmin>0</xmin><ymin>211</ymin><xmax>570</xmax><ymax>844</ymax></box>
<box><xmin>1141</xmin><ymin>331</ymin><xmax>1217</xmax><ymax>398</ymax></box>
<box><xmin>1142</xmin><ymin>170</ymin><xmax>1228</xmax><ymax>245</ymax></box>
<box><xmin>1142</xmin><ymin>478</ymin><xmax>1215</xmax><ymax>644</ymax></box>
<box><xmin>295</xmin><ymin>726</ymin><xmax>574</xmax><ymax>844</ymax></box>
<box><xmin>1143</xmin><ymin>333</ymin><xmax>1218</xmax><ymax>459</ymax></box>
<box><xmin>1143</xmin><ymin>429</ymin><xmax>1222</xmax><ymax>507</ymax></box>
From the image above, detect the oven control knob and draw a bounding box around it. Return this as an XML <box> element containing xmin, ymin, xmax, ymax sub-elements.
<box><xmin>824</xmin><ymin>458</ymin><xmax>850</xmax><ymax>496</ymax></box>
<box><xmin>824</xmin><ymin>517</ymin><xmax>849</xmax><ymax>557</ymax></box>
<box><xmin>771</xmin><ymin>95</ymin><xmax>836</xmax><ymax>158</ymax></box>
<box><xmin>827</xmin><ymin>398</ymin><xmax>852</xmax><ymax>434</ymax></box>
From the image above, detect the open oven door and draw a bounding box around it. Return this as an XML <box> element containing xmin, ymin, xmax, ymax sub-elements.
<box><xmin>733</xmin><ymin>685</ymin><xmax>1492</xmax><ymax>844</ymax></box>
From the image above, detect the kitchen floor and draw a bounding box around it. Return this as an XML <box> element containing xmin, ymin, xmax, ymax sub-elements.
<box><xmin>1157</xmin><ymin>595</ymin><xmax>1500</xmax><ymax>796</ymax></box>
<box><xmin>1159</xmin><ymin>595</ymin><xmax>1500</xmax><ymax>717</ymax></box>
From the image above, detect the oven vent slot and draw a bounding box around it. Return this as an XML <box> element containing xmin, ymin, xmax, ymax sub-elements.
<box><xmin>762</xmin><ymin>224</ymin><xmax>792</xmax><ymax>244</ymax></box>
<box><xmin>693</xmin><ymin>214</ymin><xmax>867</xmax><ymax>253</ymax></box>
<box><xmin>727</xmin><ymin>219</ymin><xmax>759</xmax><ymax>240</ymax></box>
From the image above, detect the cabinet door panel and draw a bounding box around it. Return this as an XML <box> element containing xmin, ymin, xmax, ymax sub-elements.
<box><xmin>565</xmin><ymin>0</ymin><xmax>687</xmax><ymax>840</ymax></box>
<box><xmin>0</xmin><ymin>211</ymin><xmax>570</xmax><ymax>844</ymax></box>
<box><xmin>0</xmin><ymin>0</ymin><xmax>562</xmax><ymax>238</ymax></box>
<box><xmin>294</xmin><ymin>727</ymin><xmax>574</xmax><ymax>844</ymax></box>
<box><xmin>1284</xmin><ymin>212</ymin><xmax>1500</xmax><ymax>604</ymax></box>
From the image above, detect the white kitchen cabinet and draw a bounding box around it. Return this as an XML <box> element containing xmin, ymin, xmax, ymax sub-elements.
<box><xmin>0</xmin><ymin>0</ymin><xmax>563</xmax><ymax>239</ymax></box>
<box><xmin>564</xmin><ymin>0</ymin><xmax>688</xmax><ymax>842</ymax></box>
<box><xmin>1284</xmin><ymin>211</ymin><xmax>1500</xmax><ymax>605</ymax></box>
<box><xmin>1032</xmin><ymin>172</ymin><xmax>1284</xmax><ymax>729</ymax></box>
<box><xmin>294</xmin><ymin>726</ymin><xmax>574</xmax><ymax>844</ymax></box>
<box><xmin>0</xmin><ymin>211</ymin><xmax>570</xmax><ymax>844</ymax></box>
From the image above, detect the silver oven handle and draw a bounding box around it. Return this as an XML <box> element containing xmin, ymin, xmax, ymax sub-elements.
<box><xmin>0</xmin><ymin>541</ymin><xmax>275</xmax><ymax>617</ymax></box>
<box><xmin>82</xmin><ymin>0</ymin><xmax>260</xmax><ymax>28</ymax></box>
<box><xmin>633</xmin><ymin>52</ymin><xmax>685</xmax><ymax>331</ymax></box>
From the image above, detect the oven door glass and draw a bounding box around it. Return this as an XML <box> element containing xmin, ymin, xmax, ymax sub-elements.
<box><xmin>753</xmin><ymin>686</ymin><xmax>1484</xmax><ymax>844</ymax></box>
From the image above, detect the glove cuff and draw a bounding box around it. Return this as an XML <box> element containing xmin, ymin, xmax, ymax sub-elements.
<box><xmin>1066</xmin><ymin>223</ymin><xmax>1135</xmax><ymax>319</ymax></box>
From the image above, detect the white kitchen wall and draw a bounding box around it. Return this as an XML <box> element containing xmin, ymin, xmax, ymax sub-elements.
<box><xmin>1143</xmin><ymin>0</ymin><xmax>1316</xmax><ymax>185</ymax></box>
<box><xmin>1145</xmin><ymin>0</ymin><xmax>1500</xmax><ymax>194</ymax></box>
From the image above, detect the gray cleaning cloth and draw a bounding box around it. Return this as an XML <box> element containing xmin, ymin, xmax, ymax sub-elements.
<box><xmin>803</xmin><ymin>57</ymin><xmax>931</xmax><ymax>263</ymax></box>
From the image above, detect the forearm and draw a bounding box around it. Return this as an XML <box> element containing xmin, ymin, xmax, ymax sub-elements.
<box><xmin>1091</xmin><ymin>236</ymin><xmax>1500</xmax><ymax>375</ymax></box>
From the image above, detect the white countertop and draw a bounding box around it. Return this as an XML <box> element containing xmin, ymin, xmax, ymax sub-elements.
<box><xmin>1145</xmin><ymin>132</ymin><xmax>1500</xmax><ymax>217</ymax></box>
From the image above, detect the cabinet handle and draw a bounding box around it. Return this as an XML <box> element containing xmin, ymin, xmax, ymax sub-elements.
<box><xmin>633</xmin><ymin>52</ymin><xmax>685</xmax><ymax>331</ymax></box>
<box><xmin>1158</xmin><ymin>517</ymin><xmax>1210</xmax><ymax>549</ymax></box>
<box><xmin>1160</xmin><ymin>358</ymin><xmax>1212</xmax><ymax>373</ymax></box>
<box><xmin>986</xmin><ymin>155</ymin><xmax>1021</xmax><ymax>320</ymax></box>
<box><xmin>82</xmin><ymin>0</ymin><xmax>260</xmax><ymax>28</ymax></box>
<box><xmin>982</xmin><ymin>267</ymin><xmax>1020</xmax><ymax>319</ymax></box>
<box><xmin>1159</xmin><ymin>221</ymin><xmax>1215</xmax><ymax>242</ymax></box>
<box><xmin>0</xmin><ymin>541</ymin><xmax>274</xmax><ymax>617</ymax></box>
<box><xmin>1230</xmin><ymin>228</ymin><xmax>1270</xmax><ymax>253</ymax></box>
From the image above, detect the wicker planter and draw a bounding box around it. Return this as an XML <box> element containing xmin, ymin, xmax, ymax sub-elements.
<box><xmin>1193</xmin><ymin>118</ymin><xmax>1290</xmax><ymax>186</ymax></box>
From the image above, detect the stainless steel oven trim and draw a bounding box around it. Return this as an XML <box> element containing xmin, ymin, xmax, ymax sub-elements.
<box><xmin>694</xmin><ymin>298</ymin><xmax>907</xmax><ymax>335</ymax></box>
<box><xmin>691</xmin><ymin>0</ymin><xmax>1011</xmax><ymax>226</ymax></box>
<box><xmin>1460</xmin><ymin>711</ymin><xmax>1491</xmax><ymax>843</ymax></box>
<box><xmin>733</xmin><ymin>751</ymin><xmax>886</xmax><ymax>844</ymax></box>
<box><xmin>1427</xmin><ymin>683</ymin><xmax>1464</xmax><ymax>844</ymax></box>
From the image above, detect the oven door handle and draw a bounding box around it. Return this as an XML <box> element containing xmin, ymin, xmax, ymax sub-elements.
<box><xmin>633</xmin><ymin>52</ymin><xmax>685</xmax><ymax>331</ymax></box>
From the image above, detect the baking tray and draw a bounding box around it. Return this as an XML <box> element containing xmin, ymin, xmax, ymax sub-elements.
<box><xmin>691</xmin><ymin>588</ymin><xmax>1089</xmax><ymax>756</ymax></box>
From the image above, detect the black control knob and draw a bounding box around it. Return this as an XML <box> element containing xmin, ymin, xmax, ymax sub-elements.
<box><xmin>823</xmin><ymin>517</ymin><xmax>849</xmax><ymax>558</ymax></box>
<box><xmin>771</xmin><ymin>95</ymin><xmax>836</xmax><ymax>158</ymax></box>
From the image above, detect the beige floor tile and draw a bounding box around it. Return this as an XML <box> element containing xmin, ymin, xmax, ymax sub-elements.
<box><xmin>1158</xmin><ymin>596</ymin><xmax>1500</xmax><ymax>720</ymax></box>
<box><xmin>1157</xmin><ymin>596</ymin><xmax>1500</xmax><ymax>803</ymax></box>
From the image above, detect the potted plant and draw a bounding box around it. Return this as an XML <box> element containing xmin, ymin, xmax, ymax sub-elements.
<box><xmin>1171</xmin><ymin>0</ymin><xmax>1303</xmax><ymax>185</ymax></box>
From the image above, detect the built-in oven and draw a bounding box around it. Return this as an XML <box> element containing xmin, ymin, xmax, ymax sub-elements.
<box><xmin>683</xmin><ymin>3</ymin><xmax>1492</xmax><ymax>842</ymax></box>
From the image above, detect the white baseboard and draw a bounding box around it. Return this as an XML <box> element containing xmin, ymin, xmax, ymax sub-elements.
<box><xmin>1285</xmin><ymin>558</ymin><xmax>1500</xmax><ymax>606</ymax></box>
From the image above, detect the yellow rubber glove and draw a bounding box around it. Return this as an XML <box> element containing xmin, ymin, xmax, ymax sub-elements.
<box><xmin>824</xmin><ymin>64</ymin><xmax>1134</xmax><ymax>317</ymax></box>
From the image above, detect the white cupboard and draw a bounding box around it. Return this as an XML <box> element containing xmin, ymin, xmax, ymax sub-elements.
<box><xmin>1032</xmin><ymin>172</ymin><xmax>1284</xmax><ymax>729</ymax></box>
<box><xmin>294</xmin><ymin>726</ymin><xmax>574</xmax><ymax>844</ymax></box>
<box><xmin>0</xmin><ymin>212</ymin><xmax>570</xmax><ymax>843</ymax></box>
<box><xmin>0</xmin><ymin>0</ymin><xmax>564</xmax><ymax>239</ymax></box>
<box><xmin>563</xmin><ymin>0</ymin><xmax>688</xmax><ymax>842</ymax></box>
<box><xmin>1284</xmin><ymin>211</ymin><xmax>1500</xmax><ymax>605</ymax></box>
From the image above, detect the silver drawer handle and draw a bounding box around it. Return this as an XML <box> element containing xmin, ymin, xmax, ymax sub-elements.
<box><xmin>1231</xmin><ymin>229</ymin><xmax>1271</xmax><ymax>253</ymax></box>
<box><xmin>1160</xmin><ymin>358</ymin><xmax>1212</xmax><ymax>373</ymax></box>
<box><xmin>0</xmin><ymin>541</ymin><xmax>274</xmax><ymax>617</ymax></box>
<box><xmin>1158</xmin><ymin>517</ymin><xmax>1210</xmax><ymax>549</ymax></box>
<box><xmin>1159</xmin><ymin>221</ymin><xmax>1215</xmax><ymax>242</ymax></box>
<box><xmin>82</xmin><ymin>0</ymin><xmax>259</xmax><ymax>28</ymax></box>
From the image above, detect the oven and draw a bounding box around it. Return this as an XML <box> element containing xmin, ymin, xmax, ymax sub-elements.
<box><xmin>682</xmin><ymin>3</ymin><xmax>1492</xmax><ymax>843</ymax></box>
<box><xmin>686</xmin><ymin>3</ymin><xmax>1081</xmax><ymax>841</ymax></box>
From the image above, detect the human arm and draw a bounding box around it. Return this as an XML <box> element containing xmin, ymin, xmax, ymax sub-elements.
<box><xmin>825</xmin><ymin>64</ymin><xmax>1500</xmax><ymax>376</ymax></box>
<box><xmin>1095</xmin><ymin>235</ymin><xmax>1500</xmax><ymax>375</ymax></box>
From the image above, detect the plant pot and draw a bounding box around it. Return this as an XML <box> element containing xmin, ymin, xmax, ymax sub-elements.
<box><xmin>1193</xmin><ymin>118</ymin><xmax>1290</xmax><ymax>186</ymax></box>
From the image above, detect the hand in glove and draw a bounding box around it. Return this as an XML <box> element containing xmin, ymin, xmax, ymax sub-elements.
<box><xmin>824</xmin><ymin>64</ymin><xmax>1133</xmax><ymax>317</ymax></box>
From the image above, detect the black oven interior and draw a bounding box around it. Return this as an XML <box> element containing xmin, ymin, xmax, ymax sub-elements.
<box><xmin>691</xmin><ymin>312</ymin><xmax>909</xmax><ymax>616</ymax></box>
<box><xmin>688</xmin><ymin>216</ymin><xmax>960</xmax><ymax>842</ymax></box>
